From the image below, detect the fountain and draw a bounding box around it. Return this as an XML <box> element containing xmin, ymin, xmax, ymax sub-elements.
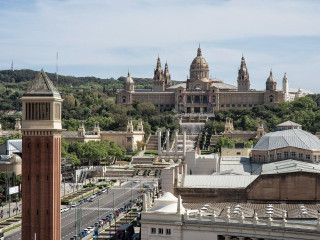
<box><xmin>179</xmin><ymin>122</ymin><xmax>205</xmax><ymax>135</ymax></box>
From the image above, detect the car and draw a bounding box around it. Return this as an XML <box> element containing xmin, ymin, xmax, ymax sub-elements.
<box><xmin>71</xmin><ymin>203</ymin><xmax>76</xmax><ymax>208</ymax></box>
<box><xmin>87</xmin><ymin>226</ymin><xmax>94</xmax><ymax>233</ymax></box>
<box><xmin>133</xmin><ymin>180</ymin><xmax>139</xmax><ymax>183</ymax></box>
<box><xmin>88</xmin><ymin>198</ymin><xmax>93</xmax><ymax>202</ymax></box>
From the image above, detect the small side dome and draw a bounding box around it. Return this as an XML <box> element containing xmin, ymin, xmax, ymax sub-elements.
<box><xmin>267</xmin><ymin>70</ymin><xmax>276</xmax><ymax>83</ymax></box>
<box><xmin>126</xmin><ymin>71</ymin><xmax>134</xmax><ymax>83</ymax></box>
<box><xmin>10</xmin><ymin>154</ymin><xmax>22</xmax><ymax>164</ymax></box>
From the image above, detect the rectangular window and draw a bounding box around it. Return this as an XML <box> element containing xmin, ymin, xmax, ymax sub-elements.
<box><xmin>299</xmin><ymin>153</ymin><xmax>303</xmax><ymax>160</ymax></box>
<box><xmin>318</xmin><ymin>155</ymin><xmax>320</xmax><ymax>162</ymax></box>
<box><xmin>232</xmin><ymin>104</ymin><xmax>235</xmax><ymax>107</ymax></box>
<box><xmin>166</xmin><ymin>229</ymin><xmax>171</xmax><ymax>235</ymax></box>
<box><xmin>221</xmin><ymin>104</ymin><xmax>224</xmax><ymax>107</ymax></box>
<box><xmin>226</xmin><ymin>104</ymin><xmax>230</xmax><ymax>107</ymax></box>
<box><xmin>243</xmin><ymin>104</ymin><xmax>247</xmax><ymax>107</ymax></box>
<box><xmin>306</xmin><ymin>154</ymin><xmax>310</xmax><ymax>160</ymax></box>
<box><xmin>284</xmin><ymin>152</ymin><xmax>288</xmax><ymax>159</ymax></box>
<box><xmin>313</xmin><ymin>155</ymin><xmax>316</xmax><ymax>162</ymax></box>
<box><xmin>151</xmin><ymin>228</ymin><xmax>156</xmax><ymax>234</ymax></box>
<box><xmin>249</xmin><ymin>104</ymin><xmax>252</xmax><ymax>107</ymax></box>
<box><xmin>291</xmin><ymin>152</ymin><xmax>296</xmax><ymax>159</ymax></box>
<box><xmin>270</xmin><ymin>154</ymin><xmax>274</xmax><ymax>161</ymax></box>
<box><xmin>237</xmin><ymin>104</ymin><xmax>241</xmax><ymax>107</ymax></box>
<box><xmin>158</xmin><ymin>228</ymin><xmax>163</xmax><ymax>235</ymax></box>
<box><xmin>277</xmin><ymin>153</ymin><xmax>281</xmax><ymax>160</ymax></box>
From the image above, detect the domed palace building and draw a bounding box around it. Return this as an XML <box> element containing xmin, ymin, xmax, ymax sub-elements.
<box><xmin>116</xmin><ymin>46</ymin><xmax>309</xmax><ymax>113</ymax></box>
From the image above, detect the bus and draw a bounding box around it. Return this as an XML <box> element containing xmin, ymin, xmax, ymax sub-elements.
<box><xmin>114</xmin><ymin>223</ymin><xmax>134</xmax><ymax>240</ymax></box>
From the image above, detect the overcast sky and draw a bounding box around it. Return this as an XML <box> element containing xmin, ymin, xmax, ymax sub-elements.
<box><xmin>0</xmin><ymin>0</ymin><xmax>319</xmax><ymax>92</ymax></box>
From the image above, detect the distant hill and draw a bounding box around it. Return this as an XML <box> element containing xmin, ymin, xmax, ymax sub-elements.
<box><xmin>0</xmin><ymin>69</ymin><xmax>180</xmax><ymax>89</ymax></box>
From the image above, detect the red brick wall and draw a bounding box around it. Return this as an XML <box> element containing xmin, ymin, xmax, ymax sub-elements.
<box><xmin>22</xmin><ymin>135</ymin><xmax>61</xmax><ymax>240</ymax></box>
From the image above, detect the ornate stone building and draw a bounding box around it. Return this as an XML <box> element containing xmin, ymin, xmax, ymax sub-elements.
<box><xmin>116</xmin><ymin>46</ymin><xmax>309</xmax><ymax>113</ymax></box>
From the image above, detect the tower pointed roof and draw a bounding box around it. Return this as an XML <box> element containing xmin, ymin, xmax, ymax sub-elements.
<box><xmin>23</xmin><ymin>69</ymin><xmax>61</xmax><ymax>98</ymax></box>
<box><xmin>283</xmin><ymin>72</ymin><xmax>288</xmax><ymax>81</ymax></box>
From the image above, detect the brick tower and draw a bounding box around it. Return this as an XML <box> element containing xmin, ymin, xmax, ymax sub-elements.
<box><xmin>21</xmin><ymin>69</ymin><xmax>62</xmax><ymax>240</ymax></box>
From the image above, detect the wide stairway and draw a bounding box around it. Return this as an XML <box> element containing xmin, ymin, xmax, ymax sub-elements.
<box><xmin>146</xmin><ymin>135</ymin><xmax>158</xmax><ymax>150</ymax></box>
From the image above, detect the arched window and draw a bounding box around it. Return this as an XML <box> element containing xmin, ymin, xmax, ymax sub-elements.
<box><xmin>122</xmin><ymin>96</ymin><xmax>126</xmax><ymax>103</ymax></box>
<box><xmin>269</xmin><ymin>95</ymin><xmax>274</xmax><ymax>103</ymax></box>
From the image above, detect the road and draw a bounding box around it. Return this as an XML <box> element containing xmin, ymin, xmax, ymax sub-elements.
<box><xmin>4</xmin><ymin>178</ymin><xmax>157</xmax><ymax>240</ymax></box>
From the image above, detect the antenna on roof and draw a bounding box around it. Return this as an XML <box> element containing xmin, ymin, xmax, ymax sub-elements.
<box><xmin>11</xmin><ymin>60</ymin><xmax>13</xmax><ymax>71</ymax></box>
<box><xmin>56</xmin><ymin>52</ymin><xmax>58</xmax><ymax>87</ymax></box>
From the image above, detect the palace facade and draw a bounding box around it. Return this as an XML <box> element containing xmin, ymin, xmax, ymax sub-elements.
<box><xmin>116</xmin><ymin>46</ymin><xmax>309</xmax><ymax>113</ymax></box>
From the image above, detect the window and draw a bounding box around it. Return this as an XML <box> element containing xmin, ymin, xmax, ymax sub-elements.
<box><xmin>151</xmin><ymin>228</ymin><xmax>156</xmax><ymax>234</ymax></box>
<box><xmin>232</xmin><ymin>104</ymin><xmax>235</xmax><ymax>107</ymax></box>
<box><xmin>313</xmin><ymin>155</ymin><xmax>317</xmax><ymax>162</ymax></box>
<box><xmin>122</xmin><ymin>96</ymin><xmax>126</xmax><ymax>103</ymax></box>
<box><xmin>237</xmin><ymin>104</ymin><xmax>241</xmax><ymax>107</ymax></box>
<box><xmin>226</xmin><ymin>104</ymin><xmax>230</xmax><ymax>107</ymax></box>
<box><xmin>318</xmin><ymin>155</ymin><xmax>320</xmax><ymax>162</ymax></box>
<box><xmin>237</xmin><ymin>152</ymin><xmax>241</xmax><ymax>155</ymax></box>
<box><xmin>158</xmin><ymin>228</ymin><xmax>163</xmax><ymax>234</ymax></box>
<box><xmin>291</xmin><ymin>152</ymin><xmax>296</xmax><ymax>159</ymax></box>
<box><xmin>166</xmin><ymin>229</ymin><xmax>171</xmax><ymax>235</ymax></box>
<box><xmin>221</xmin><ymin>104</ymin><xmax>224</xmax><ymax>107</ymax></box>
<box><xmin>249</xmin><ymin>104</ymin><xmax>252</xmax><ymax>107</ymax></box>
<box><xmin>284</xmin><ymin>152</ymin><xmax>288</xmax><ymax>159</ymax></box>
<box><xmin>270</xmin><ymin>154</ymin><xmax>274</xmax><ymax>161</ymax></box>
<box><xmin>306</xmin><ymin>154</ymin><xmax>310</xmax><ymax>160</ymax></box>
<box><xmin>243</xmin><ymin>104</ymin><xmax>247</xmax><ymax>107</ymax></box>
<box><xmin>277</xmin><ymin>153</ymin><xmax>281</xmax><ymax>160</ymax></box>
<box><xmin>299</xmin><ymin>153</ymin><xmax>303</xmax><ymax>160</ymax></box>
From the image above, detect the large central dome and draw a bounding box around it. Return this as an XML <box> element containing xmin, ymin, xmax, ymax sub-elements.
<box><xmin>189</xmin><ymin>46</ymin><xmax>210</xmax><ymax>82</ymax></box>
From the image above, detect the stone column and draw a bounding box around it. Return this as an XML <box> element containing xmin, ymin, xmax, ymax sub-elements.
<box><xmin>224</xmin><ymin>236</ymin><xmax>231</xmax><ymax>240</ymax></box>
<box><xmin>183</xmin><ymin>131</ymin><xmax>186</xmax><ymax>156</ymax></box>
<box><xmin>166</xmin><ymin>129</ymin><xmax>170</xmax><ymax>155</ymax></box>
<box><xmin>175</xmin><ymin>130</ymin><xmax>178</xmax><ymax>156</ymax></box>
<box><xmin>158</xmin><ymin>129</ymin><xmax>162</xmax><ymax>156</ymax></box>
<box><xmin>238</xmin><ymin>237</ymin><xmax>245</xmax><ymax>240</ymax></box>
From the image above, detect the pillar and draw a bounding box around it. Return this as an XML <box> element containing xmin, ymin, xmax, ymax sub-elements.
<box><xmin>183</xmin><ymin>131</ymin><xmax>186</xmax><ymax>156</ymax></box>
<box><xmin>175</xmin><ymin>130</ymin><xmax>178</xmax><ymax>156</ymax></box>
<box><xmin>166</xmin><ymin>129</ymin><xmax>170</xmax><ymax>155</ymax></box>
<box><xmin>224</xmin><ymin>236</ymin><xmax>231</xmax><ymax>240</ymax></box>
<box><xmin>158</xmin><ymin>129</ymin><xmax>162</xmax><ymax>156</ymax></box>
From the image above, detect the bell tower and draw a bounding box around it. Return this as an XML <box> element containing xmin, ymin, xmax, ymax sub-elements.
<box><xmin>21</xmin><ymin>69</ymin><xmax>62</xmax><ymax>240</ymax></box>
<box><xmin>237</xmin><ymin>55</ymin><xmax>250</xmax><ymax>91</ymax></box>
<box><xmin>153</xmin><ymin>56</ymin><xmax>165</xmax><ymax>92</ymax></box>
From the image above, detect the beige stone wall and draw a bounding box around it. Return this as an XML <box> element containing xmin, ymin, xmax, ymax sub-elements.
<box><xmin>252</xmin><ymin>147</ymin><xmax>320</xmax><ymax>163</ymax></box>
<box><xmin>100</xmin><ymin>132</ymin><xmax>144</xmax><ymax>151</ymax></box>
<box><xmin>247</xmin><ymin>172</ymin><xmax>320</xmax><ymax>201</ymax></box>
<box><xmin>221</xmin><ymin>148</ymin><xmax>252</xmax><ymax>157</ymax></box>
<box><xmin>0</xmin><ymin>162</ymin><xmax>21</xmax><ymax>175</ymax></box>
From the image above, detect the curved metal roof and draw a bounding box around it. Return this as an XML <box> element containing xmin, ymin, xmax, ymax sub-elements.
<box><xmin>253</xmin><ymin>129</ymin><xmax>320</xmax><ymax>151</ymax></box>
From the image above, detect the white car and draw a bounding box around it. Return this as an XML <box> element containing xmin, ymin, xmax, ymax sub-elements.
<box><xmin>87</xmin><ymin>227</ymin><xmax>94</xmax><ymax>233</ymax></box>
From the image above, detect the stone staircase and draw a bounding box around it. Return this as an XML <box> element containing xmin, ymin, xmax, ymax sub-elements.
<box><xmin>145</xmin><ymin>135</ymin><xmax>158</xmax><ymax>150</ymax></box>
<box><xmin>131</xmin><ymin>156</ymin><xmax>154</xmax><ymax>165</ymax></box>
<box><xmin>210</xmin><ymin>134</ymin><xmax>222</xmax><ymax>146</ymax></box>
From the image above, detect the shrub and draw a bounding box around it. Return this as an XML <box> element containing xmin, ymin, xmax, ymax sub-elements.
<box><xmin>61</xmin><ymin>200</ymin><xmax>70</xmax><ymax>205</ymax></box>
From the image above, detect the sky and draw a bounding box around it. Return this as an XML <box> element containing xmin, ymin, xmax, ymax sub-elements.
<box><xmin>0</xmin><ymin>0</ymin><xmax>319</xmax><ymax>92</ymax></box>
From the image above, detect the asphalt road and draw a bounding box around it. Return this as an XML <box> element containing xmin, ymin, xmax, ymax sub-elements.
<box><xmin>5</xmin><ymin>178</ymin><xmax>157</xmax><ymax>240</ymax></box>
